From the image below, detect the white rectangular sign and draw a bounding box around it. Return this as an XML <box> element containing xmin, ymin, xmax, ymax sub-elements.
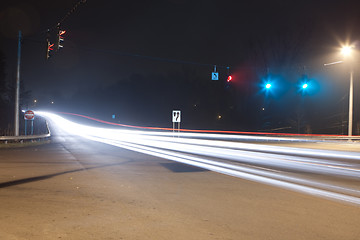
<box><xmin>172</xmin><ymin>110</ymin><xmax>181</xmax><ymax>123</ymax></box>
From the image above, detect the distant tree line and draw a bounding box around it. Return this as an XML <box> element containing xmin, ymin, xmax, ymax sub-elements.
<box><xmin>59</xmin><ymin>66</ymin><xmax>248</xmax><ymax>131</ymax></box>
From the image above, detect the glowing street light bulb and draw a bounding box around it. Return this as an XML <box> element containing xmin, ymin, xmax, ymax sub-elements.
<box><xmin>341</xmin><ymin>46</ymin><xmax>353</xmax><ymax>56</ymax></box>
<box><xmin>302</xmin><ymin>83</ymin><xmax>308</xmax><ymax>89</ymax></box>
<box><xmin>265</xmin><ymin>83</ymin><xmax>271</xmax><ymax>89</ymax></box>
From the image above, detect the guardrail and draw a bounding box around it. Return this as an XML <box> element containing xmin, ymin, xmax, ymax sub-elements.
<box><xmin>259</xmin><ymin>134</ymin><xmax>360</xmax><ymax>141</ymax></box>
<box><xmin>0</xmin><ymin>121</ymin><xmax>51</xmax><ymax>143</ymax></box>
<box><xmin>0</xmin><ymin>133</ymin><xmax>51</xmax><ymax>141</ymax></box>
<box><xmin>310</xmin><ymin>136</ymin><xmax>360</xmax><ymax>141</ymax></box>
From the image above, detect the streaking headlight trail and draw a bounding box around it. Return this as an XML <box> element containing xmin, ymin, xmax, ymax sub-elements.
<box><xmin>37</xmin><ymin>112</ymin><xmax>360</xmax><ymax>205</ymax></box>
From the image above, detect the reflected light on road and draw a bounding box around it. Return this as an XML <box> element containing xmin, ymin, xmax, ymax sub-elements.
<box><xmin>37</xmin><ymin>112</ymin><xmax>360</xmax><ymax>205</ymax></box>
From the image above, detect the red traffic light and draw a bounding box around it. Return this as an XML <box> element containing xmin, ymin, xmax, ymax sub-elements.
<box><xmin>59</xmin><ymin>30</ymin><xmax>66</xmax><ymax>42</ymax></box>
<box><xmin>227</xmin><ymin>75</ymin><xmax>232</xmax><ymax>82</ymax></box>
<box><xmin>46</xmin><ymin>41</ymin><xmax>54</xmax><ymax>60</ymax></box>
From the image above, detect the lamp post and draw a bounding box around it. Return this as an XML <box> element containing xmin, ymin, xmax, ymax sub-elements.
<box><xmin>14</xmin><ymin>30</ymin><xmax>21</xmax><ymax>136</ymax></box>
<box><xmin>348</xmin><ymin>68</ymin><xmax>354</xmax><ymax>137</ymax></box>
<box><xmin>342</xmin><ymin>45</ymin><xmax>354</xmax><ymax>137</ymax></box>
<box><xmin>324</xmin><ymin>45</ymin><xmax>355</xmax><ymax>137</ymax></box>
<box><xmin>324</xmin><ymin>46</ymin><xmax>354</xmax><ymax>137</ymax></box>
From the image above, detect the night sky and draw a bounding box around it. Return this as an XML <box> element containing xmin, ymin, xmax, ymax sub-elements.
<box><xmin>1</xmin><ymin>0</ymin><xmax>360</xmax><ymax>133</ymax></box>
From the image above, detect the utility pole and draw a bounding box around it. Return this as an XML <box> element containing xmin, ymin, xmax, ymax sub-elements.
<box><xmin>348</xmin><ymin>69</ymin><xmax>354</xmax><ymax>137</ymax></box>
<box><xmin>14</xmin><ymin>30</ymin><xmax>21</xmax><ymax>136</ymax></box>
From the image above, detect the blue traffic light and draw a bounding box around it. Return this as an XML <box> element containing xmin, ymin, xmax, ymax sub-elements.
<box><xmin>298</xmin><ymin>74</ymin><xmax>310</xmax><ymax>93</ymax></box>
<box><xmin>261</xmin><ymin>74</ymin><xmax>276</xmax><ymax>94</ymax></box>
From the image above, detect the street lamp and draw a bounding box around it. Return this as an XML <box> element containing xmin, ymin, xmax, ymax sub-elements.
<box><xmin>324</xmin><ymin>45</ymin><xmax>355</xmax><ymax>137</ymax></box>
<box><xmin>341</xmin><ymin>46</ymin><xmax>353</xmax><ymax>57</ymax></box>
<box><xmin>341</xmin><ymin>45</ymin><xmax>355</xmax><ymax>137</ymax></box>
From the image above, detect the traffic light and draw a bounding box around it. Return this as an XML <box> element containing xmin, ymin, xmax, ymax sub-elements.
<box><xmin>298</xmin><ymin>74</ymin><xmax>310</xmax><ymax>93</ymax></box>
<box><xmin>46</xmin><ymin>40</ymin><xmax>54</xmax><ymax>60</ymax></box>
<box><xmin>227</xmin><ymin>75</ymin><xmax>232</xmax><ymax>82</ymax></box>
<box><xmin>262</xmin><ymin>74</ymin><xmax>273</xmax><ymax>92</ymax></box>
<box><xmin>56</xmin><ymin>28</ymin><xmax>66</xmax><ymax>51</ymax></box>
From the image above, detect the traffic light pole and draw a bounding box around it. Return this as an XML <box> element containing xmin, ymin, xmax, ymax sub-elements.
<box><xmin>14</xmin><ymin>30</ymin><xmax>21</xmax><ymax>136</ymax></box>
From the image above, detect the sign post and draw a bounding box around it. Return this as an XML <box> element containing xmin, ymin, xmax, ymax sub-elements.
<box><xmin>172</xmin><ymin>110</ymin><xmax>181</xmax><ymax>136</ymax></box>
<box><xmin>24</xmin><ymin>110</ymin><xmax>35</xmax><ymax>136</ymax></box>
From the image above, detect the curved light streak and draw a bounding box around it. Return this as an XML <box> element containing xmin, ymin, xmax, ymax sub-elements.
<box><xmin>37</xmin><ymin>112</ymin><xmax>360</xmax><ymax>205</ymax></box>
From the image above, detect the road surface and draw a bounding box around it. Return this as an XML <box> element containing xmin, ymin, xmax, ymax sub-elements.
<box><xmin>0</xmin><ymin>113</ymin><xmax>359</xmax><ymax>239</ymax></box>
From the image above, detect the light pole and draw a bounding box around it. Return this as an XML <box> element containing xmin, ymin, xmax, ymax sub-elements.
<box><xmin>324</xmin><ymin>45</ymin><xmax>355</xmax><ymax>137</ymax></box>
<box><xmin>14</xmin><ymin>30</ymin><xmax>21</xmax><ymax>136</ymax></box>
<box><xmin>348</xmin><ymin>68</ymin><xmax>354</xmax><ymax>136</ymax></box>
<box><xmin>342</xmin><ymin>45</ymin><xmax>354</xmax><ymax>137</ymax></box>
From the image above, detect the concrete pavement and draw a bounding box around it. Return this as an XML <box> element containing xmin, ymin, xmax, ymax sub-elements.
<box><xmin>0</xmin><ymin>135</ymin><xmax>359</xmax><ymax>239</ymax></box>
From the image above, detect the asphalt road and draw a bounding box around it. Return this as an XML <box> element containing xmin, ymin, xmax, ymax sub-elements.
<box><xmin>0</xmin><ymin>118</ymin><xmax>360</xmax><ymax>239</ymax></box>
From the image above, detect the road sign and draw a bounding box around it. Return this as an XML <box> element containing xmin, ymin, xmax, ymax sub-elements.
<box><xmin>24</xmin><ymin>110</ymin><xmax>35</xmax><ymax>120</ymax></box>
<box><xmin>212</xmin><ymin>72</ymin><xmax>219</xmax><ymax>80</ymax></box>
<box><xmin>172</xmin><ymin>110</ymin><xmax>181</xmax><ymax>123</ymax></box>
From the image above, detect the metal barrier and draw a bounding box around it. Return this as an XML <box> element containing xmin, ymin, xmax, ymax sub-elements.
<box><xmin>0</xmin><ymin>133</ymin><xmax>50</xmax><ymax>141</ymax></box>
<box><xmin>0</xmin><ymin>121</ymin><xmax>51</xmax><ymax>142</ymax></box>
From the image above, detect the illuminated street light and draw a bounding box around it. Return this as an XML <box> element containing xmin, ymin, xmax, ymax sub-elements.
<box><xmin>325</xmin><ymin>44</ymin><xmax>355</xmax><ymax>137</ymax></box>
<box><xmin>302</xmin><ymin>83</ymin><xmax>308</xmax><ymax>89</ymax></box>
<box><xmin>341</xmin><ymin>45</ymin><xmax>355</xmax><ymax>137</ymax></box>
<box><xmin>265</xmin><ymin>83</ymin><xmax>271</xmax><ymax>89</ymax></box>
<box><xmin>341</xmin><ymin>45</ymin><xmax>353</xmax><ymax>57</ymax></box>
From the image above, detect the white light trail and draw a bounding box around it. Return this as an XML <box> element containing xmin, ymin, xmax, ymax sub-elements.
<box><xmin>38</xmin><ymin>112</ymin><xmax>360</xmax><ymax>205</ymax></box>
